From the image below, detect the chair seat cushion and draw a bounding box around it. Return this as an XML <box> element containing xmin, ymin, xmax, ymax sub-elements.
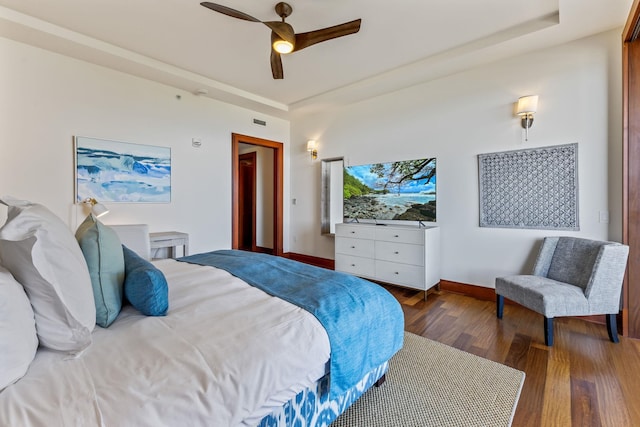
<box><xmin>496</xmin><ymin>275</ymin><xmax>589</xmax><ymax>317</ymax></box>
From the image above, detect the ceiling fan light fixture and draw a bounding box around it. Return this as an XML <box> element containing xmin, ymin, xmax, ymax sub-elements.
<box><xmin>201</xmin><ymin>2</ymin><xmax>362</xmax><ymax>78</ymax></box>
<box><xmin>273</xmin><ymin>39</ymin><xmax>294</xmax><ymax>54</ymax></box>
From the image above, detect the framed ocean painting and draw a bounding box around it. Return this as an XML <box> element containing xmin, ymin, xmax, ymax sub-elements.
<box><xmin>74</xmin><ymin>136</ymin><xmax>171</xmax><ymax>203</ymax></box>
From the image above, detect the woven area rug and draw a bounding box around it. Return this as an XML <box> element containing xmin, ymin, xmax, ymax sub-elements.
<box><xmin>332</xmin><ymin>332</ymin><xmax>525</xmax><ymax>427</ymax></box>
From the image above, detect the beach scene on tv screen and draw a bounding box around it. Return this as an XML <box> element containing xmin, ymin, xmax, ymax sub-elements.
<box><xmin>344</xmin><ymin>158</ymin><xmax>436</xmax><ymax>221</ymax></box>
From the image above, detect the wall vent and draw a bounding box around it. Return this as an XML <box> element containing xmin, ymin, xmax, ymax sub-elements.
<box><xmin>253</xmin><ymin>119</ymin><xmax>266</xmax><ymax>126</ymax></box>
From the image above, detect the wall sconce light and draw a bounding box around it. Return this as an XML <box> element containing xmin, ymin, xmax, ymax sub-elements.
<box><xmin>516</xmin><ymin>95</ymin><xmax>538</xmax><ymax>141</ymax></box>
<box><xmin>83</xmin><ymin>197</ymin><xmax>109</xmax><ymax>218</ymax></box>
<box><xmin>307</xmin><ymin>140</ymin><xmax>318</xmax><ymax>160</ymax></box>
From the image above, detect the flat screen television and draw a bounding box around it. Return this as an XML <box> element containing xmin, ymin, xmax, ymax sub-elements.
<box><xmin>343</xmin><ymin>158</ymin><xmax>436</xmax><ymax>222</ymax></box>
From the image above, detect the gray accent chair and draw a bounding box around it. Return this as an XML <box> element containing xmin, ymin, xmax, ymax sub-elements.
<box><xmin>495</xmin><ymin>236</ymin><xmax>629</xmax><ymax>346</ymax></box>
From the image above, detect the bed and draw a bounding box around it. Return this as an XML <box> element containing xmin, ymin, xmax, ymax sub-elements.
<box><xmin>0</xmin><ymin>199</ymin><xmax>404</xmax><ymax>426</ymax></box>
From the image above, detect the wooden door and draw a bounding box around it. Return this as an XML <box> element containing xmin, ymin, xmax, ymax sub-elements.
<box><xmin>239</xmin><ymin>152</ymin><xmax>257</xmax><ymax>251</ymax></box>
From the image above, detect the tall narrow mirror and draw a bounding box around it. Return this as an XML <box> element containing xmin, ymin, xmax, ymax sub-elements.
<box><xmin>321</xmin><ymin>157</ymin><xmax>344</xmax><ymax>235</ymax></box>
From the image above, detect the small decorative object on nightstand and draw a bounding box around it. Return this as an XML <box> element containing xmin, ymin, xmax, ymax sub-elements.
<box><xmin>149</xmin><ymin>231</ymin><xmax>189</xmax><ymax>259</ymax></box>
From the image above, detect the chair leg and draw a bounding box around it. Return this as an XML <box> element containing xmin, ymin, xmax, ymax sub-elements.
<box><xmin>544</xmin><ymin>317</ymin><xmax>554</xmax><ymax>346</ymax></box>
<box><xmin>606</xmin><ymin>314</ymin><xmax>619</xmax><ymax>343</ymax></box>
<box><xmin>496</xmin><ymin>295</ymin><xmax>504</xmax><ymax>319</ymax></box>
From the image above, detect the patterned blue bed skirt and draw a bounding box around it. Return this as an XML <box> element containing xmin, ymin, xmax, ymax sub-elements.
<box><xmin>258</xmin><ymin>361</ymin><xmax>388</xmax><ymax>427</ymax></box>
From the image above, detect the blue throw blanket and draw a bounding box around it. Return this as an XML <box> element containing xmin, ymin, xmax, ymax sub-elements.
<box><xmin>178</xmin><ymin>250</ymin><xmax>404</xmax><ymax>398</ymax></box>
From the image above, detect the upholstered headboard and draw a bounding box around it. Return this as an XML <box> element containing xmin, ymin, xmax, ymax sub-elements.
<box><xmin>109</xmin><ymin>224</ymin><xmax>151</xmax><ymax>260</ymax></box>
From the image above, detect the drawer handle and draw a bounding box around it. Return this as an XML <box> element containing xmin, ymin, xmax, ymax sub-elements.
<box><xmin>394</xmin><ymin>271</ymin><xmax>399</xmax><ymax>275</ymax></box>
<box><xmin>351</xmin><ymin>246</ymin><xmax>356</xmax><ymax>249</ymax></box>
<box><xmin>394</xmin><ymin>234</ymin><xmax>399</xmax><ymax>238</ymax></box>
<box><xmin>394</xmin><ymin>251</ymin><xmax>399</xmax><ymax>254</ymax></box>
<box><xmin>351</xmin><ymin>231</ymin><xmax>356</xmax><ymax>234</ymax></box>
<box><xmin>351</xmin><ymin>264</ymin><xmax>356</xmax><ymax>267</ymax></box>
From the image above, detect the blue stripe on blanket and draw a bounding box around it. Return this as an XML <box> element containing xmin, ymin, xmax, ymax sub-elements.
<box><xmin>177</xmin><ymin>250</ymin><xmax>404</xmax><ymax>398</ymax></box>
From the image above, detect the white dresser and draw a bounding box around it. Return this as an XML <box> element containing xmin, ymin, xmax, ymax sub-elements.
<box><xmin>335</xmin><ymin>223</ymin><xmax>440</xmax><ymax>298</ymax></box>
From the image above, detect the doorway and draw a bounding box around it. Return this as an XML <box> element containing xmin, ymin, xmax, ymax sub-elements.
<box><xmin>232</xmin><ymin>133</ymin><xmax>284</xmax><ymax>256</ymax></box>
<box><xmin>238</xmin><ymin>152</ymin><xmax>256</xmax><ymax>251</ymax></box>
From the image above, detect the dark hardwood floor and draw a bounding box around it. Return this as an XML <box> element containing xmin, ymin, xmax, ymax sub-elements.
<box><xmin>384</xmin><ymin>285</ymin><xmax>640</xmax><ymax>427</ymax></box>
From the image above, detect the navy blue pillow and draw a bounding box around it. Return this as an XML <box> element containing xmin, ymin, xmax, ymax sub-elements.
<box><xmin>122</xmin><ymin>245</ymin><xmax>168</xmax><ymax>316</ymax></box>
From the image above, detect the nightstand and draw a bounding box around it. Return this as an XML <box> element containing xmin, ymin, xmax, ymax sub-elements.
<box><xmin>149</xmin><ymin>231</ymin><xmax>189</xmax><ymax>259</ymax></box>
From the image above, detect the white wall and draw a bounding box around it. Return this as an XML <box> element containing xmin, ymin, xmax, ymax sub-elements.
<box><xmin>238</xmin><ymin>144</ymin><xmax>275</xmax><ymax>249</ymax></box>
<box><xmin>0</xmin><ymin>37</ymin><xmax>290</xmax><ymax>255</ymax></box>
<box><xmin>256</xmin><ymin>147</ymin><xmax>275</xmax><ymax>248</ymax></box>
<box><xmin>289</xmin><ymin>29</ymin><xmax>623</xmax><ymax>288</ymax></box>
<box><xmin>0</xmin><ymin>29</ymin><xmax>624</xmax><ymax>288</ymax></box>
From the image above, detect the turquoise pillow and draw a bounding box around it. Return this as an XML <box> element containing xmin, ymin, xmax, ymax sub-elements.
<box><xmin>123</xmin><ymin>245</ymin><xmax>168</xmax><ymax>316</ymax></box>
<box><xmin>76</xmin><ymin>214</ymin><xmax>125</xmax><ymax>327</ymax></box>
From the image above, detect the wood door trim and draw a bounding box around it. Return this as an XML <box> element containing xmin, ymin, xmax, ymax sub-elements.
<box><xmin>623</xmin><ymin>0</ymin><xmax>640</xmax><ymax>338</ymax></box>
<box><xmin>624</xmin><ymin>42</ymin><xmax>640</xmax><ymax>338</ymax></box>
<box><xmin>623</xmin><ymin>40</ymin><xmax>630</xmax><ymax>337</ymax></box>
<box><xmin>624</xmin><ymin>0</ymin><xmax>640</xmax><ymax>42</ymax></box>
<box><xmin>232</xmin><ymin>133</ymin><xmax>284</xmax><ymax>256</ymax></box>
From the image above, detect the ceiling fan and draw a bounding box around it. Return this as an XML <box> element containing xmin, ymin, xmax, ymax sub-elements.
<box><xmin>200</xmin><ymin>2</ymin><xmax>362</xmax><ymax>79</ymax></box>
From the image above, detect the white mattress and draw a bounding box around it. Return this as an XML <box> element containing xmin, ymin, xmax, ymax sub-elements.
<box><xmin>0</xmin><ymin>259</ymin><xmax>331</xmax><ymax>427</ymax></box>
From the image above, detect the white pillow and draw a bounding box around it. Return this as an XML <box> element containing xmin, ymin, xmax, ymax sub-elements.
<box><xmin>0</xmin><ymin>197</ymin><xmax>95</xmax><ymax>353</ymax></box>
<box><xmin>0</xmin><ymin>266</ymin><xmax>38</xmax><ymax>390</ymax></box>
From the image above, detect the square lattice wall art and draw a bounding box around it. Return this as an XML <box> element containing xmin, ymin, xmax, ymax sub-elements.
<box><xmin>478</xmin><ymin>143</ymin><xmax>579</xmax><ymax>230</ymax></box>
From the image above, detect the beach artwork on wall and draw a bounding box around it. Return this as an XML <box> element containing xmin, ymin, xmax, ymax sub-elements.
<box><xmin>75</xmin><ymin>136</ymin><xmax>171</xmax><ymax>203</ymax></box>
<box><xmin>343</xmin><ymin>157</ymin><xmax>436</xmax><ymax>222</ymax></box>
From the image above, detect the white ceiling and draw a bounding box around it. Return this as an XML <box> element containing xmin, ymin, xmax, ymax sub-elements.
<box><xmin>0</xmin><ymin>0</ymin><xmax>632</xmax><ymax>118</ymax></box>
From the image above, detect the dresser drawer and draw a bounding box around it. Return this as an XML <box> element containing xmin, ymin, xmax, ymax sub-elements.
<box><xmin>375</xmin><ymin>260</ymin><xmax>425</xmax><ymax>289</ymax></box>
<box><xmin>375</xmin><ymin>241</ymin><xmax>424</xmax><ymax>266</ymax></box>
<box><xmin>375</xmin><ymin>227</ymin><xmax>424</xmax><ymax>245</ymax></box>
<box><xmin>336</xmin><ymin>237</ymin><xmax>375</xmax><ymax>258</ymax></box>
<box><xmin>335</xmin><ymin>255</ymin><xmax>375</xmax><ymax>278</ymax></box>
<box><xmin>335</xmin><ymin>224</ymin><xmax>376</xmax><ymax>240</ymax></box>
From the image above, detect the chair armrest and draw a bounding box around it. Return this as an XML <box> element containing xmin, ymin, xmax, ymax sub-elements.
<box><xmin>583</xmin><ymin>243</ymin><xmax>629</xmax><ymax>310</ymax></box>
<box><xmin>532</xmin><ymin>236</ymin><xmax>559</xmax><ymax>277</ymax></box>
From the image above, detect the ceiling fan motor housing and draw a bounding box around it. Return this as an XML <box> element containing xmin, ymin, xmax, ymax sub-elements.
<box><xmin>275</xmin><ymin>2</ymin><xmax>293</xmax><ymax>19</ymax></box>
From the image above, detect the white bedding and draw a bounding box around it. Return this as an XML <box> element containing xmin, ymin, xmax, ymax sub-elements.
<box><xmin>0</xmin><ymin>259</ymin><xmax>331</xmax><ymax>427</ymax></box>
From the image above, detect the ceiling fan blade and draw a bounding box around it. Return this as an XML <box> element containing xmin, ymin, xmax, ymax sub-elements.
<box><xmin>293</xmin><ymin>19</ymin><xmax>361</xmax><ymax>52</ymax></box>
<box><xmin>270</xmin><ymin>50</ymin><xmax>284</xmax><ymax>80</ymax></box>
<box><xmin>264</xmin><ymin>21</ymin><xmax>296</xmax><ymax>45</ymax></box>
<box><xmin>200</xmin><ymin>2</ymin><xmax>261</xmax><ymax>22</ymax></box>
<box><xmin>270</xmin><ymin>33</ymin><xmax>284</xmax><ymax>79</ymax></box>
